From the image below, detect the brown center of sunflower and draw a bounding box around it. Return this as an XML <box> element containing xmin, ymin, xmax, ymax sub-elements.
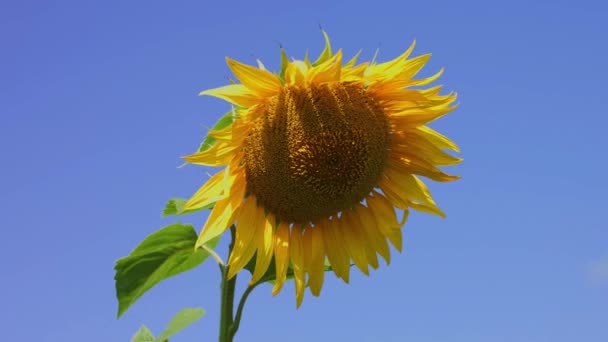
<box><xmin>243</xmin><ymin>82</ymin><xmax>390</xmax><ymax>224</ymax></box>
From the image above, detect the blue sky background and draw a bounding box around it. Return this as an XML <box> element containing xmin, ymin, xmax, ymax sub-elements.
<box><xmin>1</xmin><ymin>0</ymin><xmax>607</xmax><ymax>341</ymax></box>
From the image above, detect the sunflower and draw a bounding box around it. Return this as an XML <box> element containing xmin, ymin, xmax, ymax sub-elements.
<box><xmin>184</xmin><ymin>32</ymin><xmax>461</xmax><ymax>307</ymax></box>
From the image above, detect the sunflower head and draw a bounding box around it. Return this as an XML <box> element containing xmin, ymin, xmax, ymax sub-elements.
<box><xmin>244</xmin><ymin>80</ymin><xmax>392</xmax><ymax>224</ymax></box>
<box><xmin>184</xmin><ymin>31</ymin><xmax>461</xmax><ymax>307</ymax></box>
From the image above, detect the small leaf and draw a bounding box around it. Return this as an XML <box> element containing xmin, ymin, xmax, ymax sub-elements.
<box><xmin>162</xmin><ymin>198</ymin><xmax>214</xmax><ymax>217</ymax></box>
<box><xmin>131</xmin><ymin>325</ymin><xmax>155</xmax><ymax>342</ymax></box>
<box><xmin>198</xmin><ymin>111</ymin><xmax>235</xmax><ymax>152</ymax></box>
<box><xmin>115</xmin><ymin>223</ymin><xmax>220</xmax><ymax>318</ymax></box>
<box><xmin>155</xmin><ymin>308</ymin><xmax>205</xmax><ymax>342</ymax></box>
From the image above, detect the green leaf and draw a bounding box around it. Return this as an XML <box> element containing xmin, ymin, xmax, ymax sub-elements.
<box><xmin>198</xmin><ymin>111</ymin><xmax>235</xmax><ymax>152</ymax></box>
<box><xmin>131</xmin><ymin>325</ymin><xmax>155</xmax><ymax>342</ymax></box>
<box><xmin>114</xmin><ymin>223</ymin><xmax>220</xmax><ymax>318</ymax></box>
<box><xmin>162</xmin><ymin>198</ymin><xmax>213</xmax><ymax>217</ymax></box>
<box><xmin>155</xmin><ymin>308</ymin><xmax>205</xmax><ymax>342</ymax></box>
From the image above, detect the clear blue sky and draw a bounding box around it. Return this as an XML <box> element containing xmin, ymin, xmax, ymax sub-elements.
<box><xmin>1</xmin><ymin>0</ymin><xmax>607</xmax><ymax>341</ymax></box>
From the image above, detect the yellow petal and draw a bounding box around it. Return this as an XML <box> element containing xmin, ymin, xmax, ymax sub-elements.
<box><xmin>272</xmin><ymin>222</ymin><xmax>291</xmax><ymax>296</ymax></box>
<box><xmin>407</xmin><ymin>201</ymin><xmax>447</xmax><ymax>218</ymax></box>
<box><xmin>386</xmin><ymin>91</ymin><xmax>457</xmax><ymax>112</ymax></box>
<box><xmin>387</xmin><ymin>86</ymin><xmax>445</xmax><ymax>105</ymax></box>
<box><xmin>357</xmin><ymin>203</ymin><xmax>391</xmax><ymax>265</ymax></box>
<box><xmin>207</xmin><ymin>123</ymin><xmax>234</xmax><ymax>142</ymax></box>
<box><xmin>285</xmin><ymin>60</ymin><xmax>308</xmax><ymax>85</ymax></box>
<box><xmin>228</xmin><ymin>198</ymin><xmax>265</xmax><ymax>279</ymax></box>
<box><xmin>367</xmin><ymin>192</ymin><xmax>403</xmax><ymax>252</ymax></box>
<box><xmin>226</xmin><ymin>58</ymin><xmax>281</xmax><ymax>97</ymax></box>
<box><xmin>380</xmin><ymin>176</ymin><xmax>446</xmax><ymax>218</ymax></box>
<box><xmin>379</xmin><ymin>177</ymin><xmax>408</xmax><ymax>210</ymax></box>
<box><xmin>391</xmin><ymin>134</ymin><xmax>462</xmax><ymax>166</ymax></box>
<box><xmin>391</xmin><ymin>108</ymin><xmax>456</xmax><ymax>128</ymax></box>
<box><xmin>372</xmin><ymin>87</ymin><xmax>431</xmax><ymax>103</ymax></box>
<box><xmin>208</xmin><ymin>119</ymin><xmax>249</xmax><ymax>144</ymax></box>
<box><xmin>394</xmin><ymin>54</ymin><xmax>431</xmax><ymax>80</ymax></box>
<box><xmin>338</xmin><ymin>211</ymin><xmax>369</xmax><ymax>275</ymax></box>
<box><xmin>308</xmin><ymin>49</ymin><xmax>343</xmax><ymax>84</ymax></box>
<box><xmin>385</xmin><ymin>168</ymin><xmax>439</xmax><ymax>206</ymax></box>
<box><xmin>346</xmin><ymin>209</ymin><xmax>379</xmax><ymax>270</ymax></box>
<box><xmin>307</xmin><ymin>226</ymin><xmax>325</xmax><ymax>296</ymax></box>
<box><xmin>389</xmin><ymin>154</ymin><xmax>460</xmax><ymax>182</ymax></box>
<box><xmin>182</xmin><ymin>141</ymin><xmax>239</xmax><ymax>167</ymax></box>
<box><xmin>341</xmin><ymin>62</ymin><xmax>368</xmax><ymax>82</ymax></box>
<box><xmin>290</xmin><ymin>225</ymin><xmax>306</xmax><ymax>308</ymax></box>
<box><xmin>195</xmin><ymin>172</ymin><xmax>246</xmax><ymax>247</ymax></box>
<box><xmin>420</xmin><ymin>85</ymin><xmax>444</xmax><ymax>97</ymax></box>
<box><xmin>200</xmin><ymin>84</ymin><xmax>261</xmax><ymax>108</ymax></box>
<box><xmin>321</xmin><ymin>218</ymin><xmax>350</xmax><ymax>282</ymax></box>
<box><xmin>250</xmin><ymin>213</ymin><xmax>275</xmax><ymax>284</ymax></box>
<box><xmin>184</xmin><ymin>170</ymin><xmax>226</xmax><ymax>211</ymax></box>
<box><xmin>372</xmin><ymin>40</ymin><xmax>417</xmax><ymax>75</ymax></box>
<box><xmin>415</xmin><ymin>126</ymin><xmax>460</xmax><ymax>152</ymax></box>
<box><xmin>302</xmin><ymin>226</ymin><xmax>313</xmax><ymax>285</ymax></box>
<box><xmin>231</xmin><ymin>198</ymin><xmax>259</xmax><ymax>247</ymax></box>
<box><xmin>372</xmin><ymin>68</ymin><xmax>444</xmax><ymax>91</ymax></box>
<box><xmin>409</xmin><ymin>68</ymin><xmax>444</xmax><ymax>87</ymax></box>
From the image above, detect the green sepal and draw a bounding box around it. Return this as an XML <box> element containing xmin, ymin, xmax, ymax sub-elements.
<box><xmin>303</xmin><ymin>49</ymin><xmax>311</xmax><ymax>67</ymax></box>
<box><xmin>345</xmin><ymin>49</ymin><xmax>363</xmax><ymax>68</ymax></box>
<box><xmin>312</xmin><ymin>30</ymin><xmax>333</xmax><ymax>66</ymax></box>
<box><xmin>370</xmin><ymin>47</ymin><xmax>381</xmax><ymax>66</ymax></box>
<box><xmin>162</xmin><ymin>198</ymin><xmax>213</xmax><ymax>217</ymax></box>
<box><xmin>279</xmin><ymin>47</ymin><xmax>289</xmax><ymax>82</ymax></box>
<box><xmin>114</xmin><ymin>223</ymin><xmax>220</xmax><ymax>318</ymax></box>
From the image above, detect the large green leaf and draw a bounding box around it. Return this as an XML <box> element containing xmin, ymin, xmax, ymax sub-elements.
<box><xmin>198</xmin><ymin>111</ymin><xmax>235</xmax><ymax>152</ymax></box>
<box><xmin>162</xmin><ymin>198</ymin><xmax>213</xmax><ymax>217</ymax></box>
<box><xmin>155</xmin><ymin>308</ymin><xmax>205</xmax><ymax>342</ymax></box>
<box><xmin>114</xmin><ymin>223</ymin><xmax>219</xmax><ymax>318</ymax></box>
<box><xmin>131</xmin><ymin>326</ymin><xmax>155</xmax><ymax>342</ymax></box>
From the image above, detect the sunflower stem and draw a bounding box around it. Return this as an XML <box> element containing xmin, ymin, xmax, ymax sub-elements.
<box><xmin>228</xmin><ymin>282</ymin><xmax>259</xmax><ymax>338</ymax></box>
<box><xmin>219</xmin><ymin>226</ymin><xmax>237</xmax><ymax>342</ymax></box>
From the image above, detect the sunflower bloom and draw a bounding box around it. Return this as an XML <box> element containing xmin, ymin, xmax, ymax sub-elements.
<box><xmin>185</xmin><ymin>32</ymin><xmax>461</xmax><ymax>307</ymax></box>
